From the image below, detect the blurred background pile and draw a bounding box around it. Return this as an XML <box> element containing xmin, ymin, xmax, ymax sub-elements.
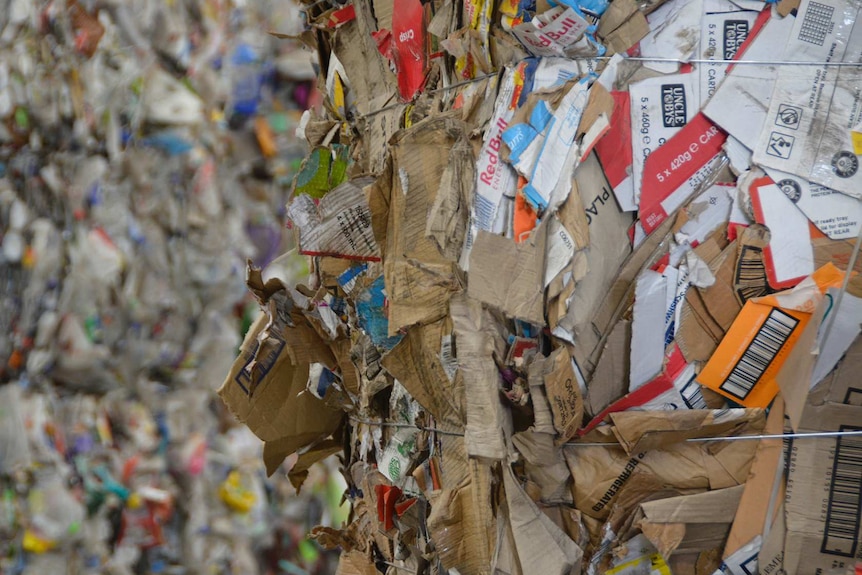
<box><xmin>0</xmin><ymin>1</ymin><xmax>347</xmax><ymax>573</ymax></box>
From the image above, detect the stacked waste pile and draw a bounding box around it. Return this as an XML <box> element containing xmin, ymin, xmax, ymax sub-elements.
<box><xmin>0</xmin><ymin>1</ymin><xmax>346</xmax><ymax>574</ymax></box>
<box><xmin>220</xmin><ymin>0</ymin><xmax>862</xmax><ymax>574</ymax></box>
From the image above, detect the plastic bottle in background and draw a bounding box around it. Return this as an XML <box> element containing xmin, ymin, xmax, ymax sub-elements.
<box><xmin>227</xmin><ymin>42</ymin><xmax>263</xmax><ymax>118</ymax></box>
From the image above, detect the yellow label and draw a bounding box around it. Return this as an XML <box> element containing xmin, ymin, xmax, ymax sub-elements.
<box><xmin>605</xmin><ymin>553</ymin><xmax>671</xmax><ymax>575</ymax></box>
<box><xmin>851</xmin><ymin>130</ymin><xmax>862</xmax><ymax>155</ymax></box>
<box><xmin>404</xmin><ymin>104</ymin><xmax>415</xmax><ymax>129</ymax></box>
<box><xmin>332</xmin><ymin>72</ymin><xmax>346</xmax><ymax>120</ymax></box>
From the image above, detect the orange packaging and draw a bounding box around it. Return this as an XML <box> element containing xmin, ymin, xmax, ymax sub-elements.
<box><xmin>698</xmin><ymin>263</ymin><xmax>845</xmax><ymax>407</ymax></box>
<box><xmin>513</xmin><ymin>177</ymin><xmax>537</xmax><ymax>243</ymax></box>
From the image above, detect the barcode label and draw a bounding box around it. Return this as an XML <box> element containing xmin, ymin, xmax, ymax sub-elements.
<box><xmin>440</xmin><ymin>334</ymin><xmax>458</xmax><ymax>382</ymax></box>
<box><xmin>821</xmin><ymin>425</ymin><xmax>862</xmax><ymax>557</ymax></box>
<box><xmin>680</xmin><ymin>377</ymin><xmax>708</xmax><ymax>409</ymax></box>
<box><xmin>734</xmin><ymin>245</ymin><xmax>772</xmax><ymax>303</ymax></box>
<box><xmin>474</xmin><ymin>193</ymin><xmax>498</xmax><ymax>231</ymax></box>
<box><xmin>720</xmin><ymin>308</ymin><xmax>798</xmax><ymax>400</ymax></box>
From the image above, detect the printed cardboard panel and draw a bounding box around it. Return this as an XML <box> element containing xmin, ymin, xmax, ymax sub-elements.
<box><xmin>752</xmin><ymin>0</ymin><xmax>862</xmax><ymax>199</ymax></box>
<box><xmin>784</xmin><ymin>402</ymin><xmax>862</xmax><ymax>575</ymax></box>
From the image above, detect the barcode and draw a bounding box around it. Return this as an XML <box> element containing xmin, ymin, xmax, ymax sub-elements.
<box><xmin>474</xmin><ymin>193</ymin><xmax>498</xmax><ymax>231</ymax></box>
<box><xmin>680</xmin><ymin>377</ymin><xmax>708</xmax><ymax>409</ymax></box>
<box><xmin>821</xmin><ymin>425</ymin><xmax>862</xmax><ymax>557</ymax></box>
<box><xmin>720</xmin><ymin>308</ymin><xmax>798</xmax><ymax>400</ymax></box>
<box><xmin>464</xmin><ymin>226</ymin><xmax>474</xmax><ymax>252</ymax></box>
<box><xmin>440</xmin><ymin>335</ymin><xmax>458</xmax><ymax>382</ymax></box>
<box><xmin>734</xmin><ymin>245</ymin><xmax>771</xmax><ymax>303</ymax></box>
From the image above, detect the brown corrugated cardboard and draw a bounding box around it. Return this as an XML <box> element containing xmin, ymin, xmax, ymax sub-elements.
<box><xmin>512</xmin><ymin>430</ymin><xmax>571</xmax><ymax>502</ymax></box>
<box><xmin>218</xmin><ymin>311</ymin><xmax>342</xmax><ymax>446</ymax></box>
<box><xmin>218</xmin><ymin>3</ymin><xmax>862</xmax><ymax>574</ymax></box>
<box><xmin>607</xmin><ymin>409</ymin><xmax>765</xmax><ymax>455</ymax></box>
<box><xmin>543</xmin><ymin>347</ymin><xmax>583</xmax><ymax>444</ymax></box>
<box><xmin>502</xmin><ymin>465</ymin><xmax>584</xmax><ymax>575</ymax></box>
<box><xmin>564</xmin><ymin>434</ymin><xmax>759</xmax><ymax>521</ymax></box>
<box><xmin>451</xmin><ymin>293</ymin><xmax>512</xmax><ymax>461</ymax></box>
<box><xmin>586</xmin><ymin>320</ymin><xmax>631</xmax><ymax>417</ymax></box>
<box><xmin>723</xmin><ymin>397</ymin><xmax>785</xmax><ymax>559</ymax></box>
<box><xmin>810</xmin><ymin>335</ymin><xmax>862</xmax><ymax>406</ymax></box>
<box><xmin>637</xmin><ymin>485</ymin><xmax>745</xmax><ymax>556</ymax></box>
<box><xmin>558</xmin><ymin>153</ymin><xmax>634</xmax><ymax>370</ymax></box>
<box><xmin>380</xmin><ymin>319</ymin><xmax>465</xmax><ymax>429</ymax></box>
<box><xmin>427</xmin><ymin>460</ymin><xmax>496</xmax><ymax>575</ymax></box>
<box><xmin>329</xmin><ymin>1</ymin><xmax>397</xmax><ymax>117</ymax></box>
<box><xmin>784</xmin><ymin>402</ymin><xmax>862</xmax><ymax>575</ymax></box>
<box><xmin>467</xmin><ymin>226</ymin><xmax>546</xmax><ymax>325</ymax></box>
<box><xmin>386</xmin><ymin>114</ymin><xmax>470</xmax><ymax>333</ymax></box>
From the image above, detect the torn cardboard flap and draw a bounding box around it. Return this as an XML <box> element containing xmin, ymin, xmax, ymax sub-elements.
<box><xmin>330</xmin><ymin>1</ymin><xmax>398</xmax><ymax>117</ymax></box>
<box><xmin>637</xmin><ymin>485</ymin><xmax>745</xmax><ymax>558</ymax></box>
<box><xmin>380</xmin><ymin>319</ymin><xmax>465</xmax><ymax>430</ymax></box>
<box><xmin>608</xmin><ymin>408</ymin><xmax>766</xmax><ymax>455</ymax></box>
<box><xmin>451</xmin><ymin>293</ymin><xmax>512</xmax><ymax>461</ymax></box>
<box><xmin>564</xmin><ymin>436</ymin><xmax>758</xmax><ymax>521</ymax></box>
<box><xmin>427</xmin><ymin>136</ymin><xmax>475</xmax><ymax>262</ymax></box>
<box><xmin>427</xmin><ymin>461</ymin><xmax>497</xmax><ymax>575</ymax></box>
<box><xmin>783</xmin><ymin>402</ymin><xmax>862</xmax><ymax>575</ymax></box>
<box><xmin>723</xmin><ymin>396</ymin><xmax>785</xmax><ymax>559</ymax></box>
<box><xmin>388</xmin><ymin>113</ymin><xmax>471</xmax><ymax>266</ymax></box>
<box><xmin>468</xmin><ymin>224</ymin><xmax>546</xmax><ymax>325</ymax></box>
<box><xmin>512</xmin><ymin>431</ymin><xmax>572</xmax><ymax>502</ymax></box>
<box><xmin>639</xmin><ymin>484</ymin><xmax>745</xmax><ymax>528</ymax></box>
<box><xmin>543</xmin><ymin>347</ymin><xmax>583</xmax><ymax>445</ymax></box>
<box><xmin>384</xmin><ymin>258</ymin><xmax>463</xmax><ymax>335</ymax></box>
<box><xmin>385</xmin><ymin>114</ymin><xmax>470</xmax><ymax>332</ymax></box>
<box><xmin>529</xmin><ymin>354</ymin><xmax>558</xmax><ymax>437</ymax></box>
<box><xmin>502</xmin><ymin>464</ymin><xmax>584</xmax><ymax>575</ymax></box>
<box><xmin>217</xmin><ymin>312</ymin><xmax>343</xmax><ymax>446</ymax></box>
<box><xmin>810</xmin><ymin>332</ymin><xmax>862</xmax><ymax>406</ymax></box>
<box><xmin>558</xmin><ymin>152</ymin><xmax>633</xmax><ymax>366</ymax></box>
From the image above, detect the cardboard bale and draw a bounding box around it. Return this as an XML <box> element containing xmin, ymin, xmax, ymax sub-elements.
<box><xmin>218</xmin><ymin>2</ymin><xmax>862</xmax><ymax>574</ymax></box>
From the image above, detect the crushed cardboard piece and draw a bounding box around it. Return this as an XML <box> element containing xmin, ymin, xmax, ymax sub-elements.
<box><xmin>451</xmin><ymin>293</ymin><xmax>511</xmax><ymax>461</ymax></box>
<box><xmin>468</xmin><ymin>226</ymin><xmax>546</xmax><ymax>325</ymax></box>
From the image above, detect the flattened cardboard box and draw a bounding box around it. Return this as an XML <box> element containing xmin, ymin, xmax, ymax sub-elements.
<box><xmin>784</xmin><ymin>402</ymin><xmax>862</xmax><ymax>575</ymax></box>
<box><xmin>218</xmin><ymin>312</ymin><xmax>343</xmax><ymax>450</ymax></box>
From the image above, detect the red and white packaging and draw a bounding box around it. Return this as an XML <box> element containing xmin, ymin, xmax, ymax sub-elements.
<box><xmin>594</xmin><ymin>91</ymin><xmax>636</xmax><ymax>212</ymax></box>
<box><xmin>391</xmin><ymin>0</ymin><xmax>427</xmax><ymax>101</ymax></box>
<box><xmin>749</xmin><ymin>176</ymin><xmax>815</xmax><ymax>290</ymax></box>
<box><xmin>639</xmin><ymin>113</ymin><xmax>727</xmax><ymax>234</ymax></box>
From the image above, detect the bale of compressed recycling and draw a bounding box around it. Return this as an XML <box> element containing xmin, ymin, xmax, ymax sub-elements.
<box><xmin>221</xmin><ymin>1</ymin><xmax>862</xmax><ymax>574</ymax></box>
